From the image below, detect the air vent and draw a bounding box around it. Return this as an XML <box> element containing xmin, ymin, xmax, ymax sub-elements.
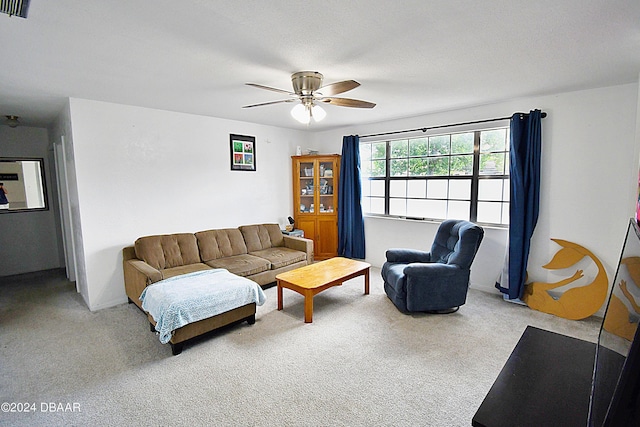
<box><xmin>1</xmin><ymin>0</ymin><xmax>30</xmax><ymax>18</ymax></box>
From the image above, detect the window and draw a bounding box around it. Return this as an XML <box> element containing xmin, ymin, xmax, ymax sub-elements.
<box><xmin>360</xmin><ymin>127</ymin><xmax>509</xmax><ymax>225</ymax></box>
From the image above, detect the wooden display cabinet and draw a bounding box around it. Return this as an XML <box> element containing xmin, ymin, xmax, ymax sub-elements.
<box><xmin>292</xmin><ymin>154</ymin><xmax>340</xmax><ymax>260</ymax></box>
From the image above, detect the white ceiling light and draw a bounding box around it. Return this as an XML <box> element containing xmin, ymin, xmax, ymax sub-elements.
<box><xmin>5</xmin><ymin>115</ymin><xmax>19</xmax><ymax>128</ymax></box>
<box><xmin>290</xmin><ymin>101</ymin><xmax>326</xmax><ymax>125</ymax></box>
<box><xmin>290</xmin><ymin>104</ymin><xmax>310</xmax><ymax>124</ymax></box>
<box><xmin>312</xmin><ymin>104</ymin><xmax>326</xmax><ymax>121</ymax></box>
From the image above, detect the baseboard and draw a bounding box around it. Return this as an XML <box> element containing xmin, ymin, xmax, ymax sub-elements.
<box><xmin>88</xmin><ymin>296</ymin><xmax>128</xmax><ymax>312</ymax></box>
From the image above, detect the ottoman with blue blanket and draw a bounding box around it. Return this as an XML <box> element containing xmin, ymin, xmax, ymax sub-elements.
<box><xmin>140</xmin><ymin>269</ymin><xmax>266</xmax><ymax>355</ymax></box>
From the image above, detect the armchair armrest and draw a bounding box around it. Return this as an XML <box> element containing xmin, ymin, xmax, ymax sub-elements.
<box><xmin>404</xmin><ymin>262</ymin><xmax>460</xmax><ymax>278</ymax></box>
<box><xmin>386</xmin><ymin>248</ymin><xmax>432</xmax><ymax>263</ymax></box>
<box><xmin>283</xmin><ymin>235</ymin><xmax>314</xmax><ymax>264</ymax></box>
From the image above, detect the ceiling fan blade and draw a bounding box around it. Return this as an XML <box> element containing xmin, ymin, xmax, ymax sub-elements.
<box><xmin>320</xmin><ymin>97</ymin><xmax>376</xmax><ymax>108</ymax></box>
<box><xmin>242</xmin><ymin>99</ymin><xmax>297</xmax><ymax>108</ymax></box>
<box><xmin>246</xmin><ymin>83</ymin><xmax>295</xmax><ymax>95</ymax></box>
<box><xmin>318</xmin><ymin>80</ymin><xmax>360</xmax><ymax>96</ymax></box>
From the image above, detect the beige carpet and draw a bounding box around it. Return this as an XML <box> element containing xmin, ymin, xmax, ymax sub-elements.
<box><xmin>0</xmin><ymin>268</ymin><xmax>601</xmax><ymax>426</ymax></box>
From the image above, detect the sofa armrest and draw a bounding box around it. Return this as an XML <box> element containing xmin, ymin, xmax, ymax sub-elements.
<box><xmin>129</xmin><ymin>259</ymin><xmax>163</xmax><ymax>282</ymax></box>
<box><xmin>123</xmin><ymin>259</ymin><xmax>163</xmax><ymax>309</ymax></box>
<box><xmin>283</xmin><ymin>235</ymin><xmax>314</xmax><ymax>263</ymax></box>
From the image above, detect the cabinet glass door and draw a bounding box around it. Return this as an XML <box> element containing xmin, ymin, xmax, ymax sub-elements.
<box><xmin>318</xmin><ymin>160</ymin><xmax>336</xmax><ymax>214</ymax></box>
<box><xmin>298</xmin><ymin>161</ymin><xmax>315</xmax><ymax>214</ymax></box>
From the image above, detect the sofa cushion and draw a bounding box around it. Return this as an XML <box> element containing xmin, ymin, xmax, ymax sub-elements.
<box><xmin>249</xmin><ymin>247</ymin><xmax>307</xmax><ymax>269</ymax></box>
<box><xmin>204</xmin><ymin>254</ymin><xmax>270</xmax><ymax>277</ymax></box>
<box><xmin>195</xmin><ymin>228</ymin><xmax>248</xmax><ymax>261</ymax></box>
<box><xmin>135</xmin><ymin>233</ymin><xmax>201</xmax><ymax>270</ymax></box>
<box><xmin>239</xmin><ymin>224</ymin><xmax>284</xmax><ymax>252</ymax></box>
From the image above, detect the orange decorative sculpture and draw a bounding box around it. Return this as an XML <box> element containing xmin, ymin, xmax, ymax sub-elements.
<box><xmin>522</xmin><ymin>239</ymin><xmax>608</xmax><ymax>320</ymax></box>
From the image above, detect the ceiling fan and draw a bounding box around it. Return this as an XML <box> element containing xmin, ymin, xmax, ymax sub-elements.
<box><xmin>243</xmin><ymin>71</ymin><xmax>376</xmax><ymax>124</ymax></box>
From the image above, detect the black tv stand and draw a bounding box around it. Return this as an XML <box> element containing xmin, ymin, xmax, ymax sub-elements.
<box><xmin>472</xmin><ymin>326</ymin><xmax>596</xmax><ymax>427</ymax></box>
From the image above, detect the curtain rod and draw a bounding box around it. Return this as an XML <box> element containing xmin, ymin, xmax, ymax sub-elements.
<box><xmin>358</xmin><ymin>111</ymin><xmax>547</xmax><ymax>139</ymax></box>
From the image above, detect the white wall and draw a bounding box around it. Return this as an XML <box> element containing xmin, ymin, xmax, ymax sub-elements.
<box><xmin>0</xmin><ymin>126</ymin><xmax>64</xmax><ymax>276</ymax></box>
<box><xmin>311</xmin><ymin>83</ymin><xmax>640</xmax><ymax>305</ymax></box>
<box><xmin>66</xmin><ymin>98</ymin><xmax>307</xmax><ymax>310</ymax></box>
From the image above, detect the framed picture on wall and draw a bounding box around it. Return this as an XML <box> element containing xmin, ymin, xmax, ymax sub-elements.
<box><xmin>230</xmin><ymin>134</ymin><xmax>256</xmax><ymax>171</ymax></box>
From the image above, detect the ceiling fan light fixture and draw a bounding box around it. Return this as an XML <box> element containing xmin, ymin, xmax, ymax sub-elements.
<box><xmin>312</xmin><ymin>104</ymin><xmax>326</xmax><ymax>122</ymax></box>
<box><xmin>291</xmin><ymin>102</ymin><xmax>326</xmax><ymax>124</ymax></box>
<box><xmin>5</xmin><ymin>115</ymin><xmax>19</xmax><ymax>128</ymax></box>
<box><xmin>246</xmin><ymin>70</ymin><xmax>374</xmax><ymax>123</ymax></box>
<box><xmin>291</xmin><ymin>104</ymin><xmax>311</xmax><ymax>124</ymax></box>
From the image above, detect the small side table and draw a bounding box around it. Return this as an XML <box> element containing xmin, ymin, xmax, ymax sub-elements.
<box><xmin>282</xmin><ymin>229</ymin><xmax>304</xmax><ymax>238</ymax></box>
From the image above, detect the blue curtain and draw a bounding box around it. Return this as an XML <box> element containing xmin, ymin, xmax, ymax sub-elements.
<box><xmin>496</xmin><ymin>110</ymin><xmax>542</xmax><ymax>300</ymax></box>
<box><xmin>338</xmin><ymin>135</ymin><xmax>366</xmax><ymax>259</ymax></box>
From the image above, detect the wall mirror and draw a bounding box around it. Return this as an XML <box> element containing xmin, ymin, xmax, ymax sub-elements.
<box><xmin>0</xmin><ymin>158</ymin><xmax>48</xmax><ymax>212</ymax></box>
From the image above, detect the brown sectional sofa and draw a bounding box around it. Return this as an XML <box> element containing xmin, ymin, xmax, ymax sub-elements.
<box><xmin>123</xmin><ymin>223</ymin><xmax>313</xmax><ymax>354</ymax></box>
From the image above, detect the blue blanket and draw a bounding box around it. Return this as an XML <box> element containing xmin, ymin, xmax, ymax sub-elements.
<box><xmin>140</xmin><ymin>269</ymin><xmax>266</xmax><ymax>344</ymax></box>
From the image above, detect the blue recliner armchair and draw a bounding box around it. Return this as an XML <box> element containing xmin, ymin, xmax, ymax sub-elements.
<box><xmin>381</xmin><ymin>219</ymin><xmax>484</xmax><ymax>313</ymax></box>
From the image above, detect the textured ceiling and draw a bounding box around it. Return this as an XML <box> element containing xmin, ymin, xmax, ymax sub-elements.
<box><xmin>1</xmin><ymin>0</ymin><xmax>639</xmax><ymax>131</ymax></box>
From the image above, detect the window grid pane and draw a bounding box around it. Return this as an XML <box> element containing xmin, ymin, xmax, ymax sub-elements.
<box><xmin>448</xmin><ymin>201</ymin><xmax>471</xmax><ymax>220</ymax></box>
<box><xmin>389</xmin><ymin>198</ymin><xmax>407</xmax><ymax>216</ymax></box>
<box><xmin>407</xmin><ymin>180</ymin><xmax>426</xmax><ymax>198</ymax></box>
<box><xmin>371</xmin><ymin>159</ymin><xmax>386</xmax><ymax>177</ymax></box>
<box><xmin>390</xmin><ymin>140</ymin><xmax>408</xmax><ymax>158</ymax></box>
<box><xmin>427</xmin><ymin>180</ymin><xmax>448</xmax><ymax>199</ymax></box>
<box><xmin>372</xmin><ymin>142</ymin><xmax>386</xmax><ymax>159</ymax></box>
<box><xmin>451</xmin><ymin>132</ymin><xmax>474</xmax><ymax>154</ymax></box>
<box><xmin>370</xmin><ymin>197</ymin><xmax>385</xmax><ymax>214</ymax></box>
<box><xmin>370</xmin><ymin>180</ymin><xmax>385</xmax><ymax>197</ymax></box>
<box><xmin>390</xmin><ymin>159</ymin><xmax>408</xmax><ymax>176</ymax></box>
<box><xmin>409</xmin><ymin>138</ymin><xmax>428</xmax><ymax>157</ymax></box>
<box><xmin>390</xmin><ymin>180</ymin><xmax>407</xmax><ymax>197</ymax></box>
<box><xmin>449</xmin><ymin>179</ymin><xmax>471</xmax><ymax>200</ymax></box>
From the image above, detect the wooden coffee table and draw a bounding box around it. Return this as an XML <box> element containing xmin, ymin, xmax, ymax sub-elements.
<box><xmin>276</xmin><ymin>257</ymin><xmax>371</xmax><ymax>323</ymax></box>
